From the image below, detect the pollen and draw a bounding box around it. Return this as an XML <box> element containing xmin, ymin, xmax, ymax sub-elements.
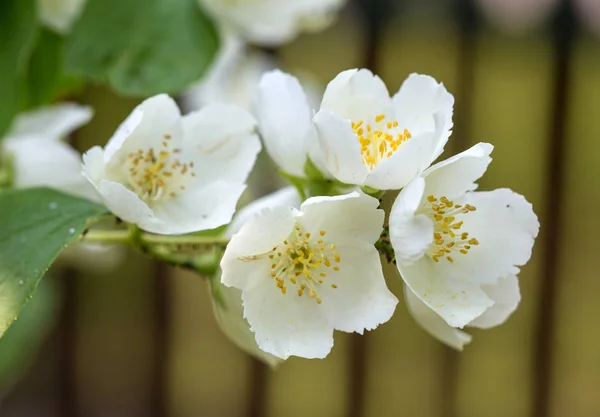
<box><xmin>424</xmin><ymin>194</ymin><xmax>478</xmax><ymax>263</ymax></box>
<box><xmin>352</xmin><ymin>114</ymin><xmax>412</xmax><ymax>171</ymax></box>
<box><xmin>264</xmin><ymin>223</ymin><xmax>342</xmax><ymax>304</ymax></box>
<box><xmin>126</xmin><ymin>133</ymin><xmax>196</xmax><ymax>203</ymax></box>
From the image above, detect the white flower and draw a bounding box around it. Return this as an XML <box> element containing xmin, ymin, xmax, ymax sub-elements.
<box><xmin>220</xmin><ymin>191</ymin><xmax>398</xmax><ymax>359</ymax></box>
<box><xmin>389</xmin><ymin>142</ymin><xmax>539</xmax><ymax>342</ymax></box>
<box><xmin>2</xmin><ymin>103</ymin><xmax>98</xmax><ymax>201</ymax></box>
<box><xmin>198</xmin><ymin>0</ymin><xmax>346</xmax><ymax>46</ymax></box>
<box><xmin>182</xmin><ymin>34</ymin><xmax>274</xmax><ymax>112</ymax></box>
<box><xmin>82</xmin><ymin>94</ymin><xmax>261</xmax><ymax>235</ymax></box>
<box><xmin>314</xmin><ymin>69</ymin><xmax>454</xmax><ymax>190</ymax></box>
<box><xmin>211</xmin><ymin>187</ymin><xmax>302</xmax><ymax>366</ymax></box>
<box><xmin>37</xmin><ymin>0</ymin><xmax>88</xmax><ymax>34</ymax></box>
<box><xmin>253</xmin><ymin>70</ymin><xmax>327</xmax><ymax>178</ymax></box>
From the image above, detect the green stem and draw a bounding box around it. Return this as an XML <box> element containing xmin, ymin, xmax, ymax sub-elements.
<box><xmin>81</xmin><ymin>229</ymin><xmax>230</xmax><ymax>247</ymax></box>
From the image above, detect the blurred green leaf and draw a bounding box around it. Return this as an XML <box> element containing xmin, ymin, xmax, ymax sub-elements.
<box><xmin>64</xmin><ymin>0</ymin><xmax>219</xmax><ymax>96</ymax></box>
<box><xmin>0</xmin><ymin>188</ymin><xmax>107</xmax><ymax>337</ymax></box>
<box><xmin>0</xmin><ymin>278</ymin><xmax>59</xmax><ymax>391</ymax></box>
<box><xmin>0</xmin><ymin>0</ymin><xmax>37</xmax><ymax>137</ymax></box>
<box><xmin>26</xmin><ymin>28</ymin><xmax>64</xmax><ymax>108</ymax></box>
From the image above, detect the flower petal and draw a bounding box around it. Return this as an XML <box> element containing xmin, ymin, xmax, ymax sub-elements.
<box><xmin>82</xmin><ymin>146</ymin><xmax>106</xmax><ymax>185</ymax></box>
<box><xmin>445</xmin><ymin>189</ymin><xmax>540</xmax><ymax>284</ymax></box>
<box><xmin>211</xmin><ymin>280</ymin><xmax>283</xmax><ymax>366</ymax></box>
<box><xmin>96</xmin><ymin>180</ymin><xmax>156</xmax><ymax>227</ymax></box>
<box><xmin>314</xmin><ymin>109</ymin><xmax>368</xmax><ymax>185</ymax></box>
<box><xmin>320</xmin><ymin>69</ymin><xmax>392</xmax><ymax>122</ymax></box>
<box><xmin>7</xmin><ymin>103</ymin><xmax>93</xmax><ymax>140</ymax></box>
<box><xmin>6</xmin><ymin>137</ymin><xmax>99</xmax><ymax>201</ymax></box>
<box><xmin>199</xmin><ymin>0</ymin><xmax>344</xmax><ymax>46</ymax></box>
<box><xmin>363</xmin><ymin>112</ymin><xmax>447</xmax><ymax>190</ymax></box>
<box><xmin>469</xmin><ymin>274</ymin><xmax>521</xmax><ymax>329</ymax></box>
<box><xmin>253</xmin><ymin>70</ymin><xmax>314</xmax><ymax>176</ymax></box>
<box><xmin>392</xmin><ymin>73</ymin><xmax>454</xmax><ymax>158</ymax></box>
<box><xmin>242</xmin><ymin>277</ymin><xmax>334</xmax><ymax>359</ymax></box>
<box><xmin>104</xmin><ymin>94</ymin><xmax>182</xmax><ymax>165</ymax></box>
<box><xmin>148</xmin><ymin>181</ymin><xmax>247</xmax><ymax>235</ymax></box>
<box><xmin>318</xmin><ymin>241</ymin><xmax>397</xmax><ymax>334</ymax></box>
<box><xmin>299</xmin><ymin>191</ymin><xmax>383</xmax><ymax>244</ymax></box>
<box><xmin>226</xmin><ymin>187</ymin><xmax>302</xmax><ymax>238</ymax></box>
<box><xmin>398</xmin><ymin>256</ymin><xmax>494</xmax><ymax>328</ymax></box>
<box><xmin>404</xmin><ymin>284</ymin><xmax>472</xmax><ymax>350</ymax></box>
<box><xmin>221</xmin><ymin>205</ymin><xmax>297</xmax><ymax>291</ymax></box>
<box><xmin>182</xmin><ymin>102</ymin><xmax>261</xmax><ymax>183</ymax></box>
<box><xmin>423</xmin><ymin>142</ymin><xmax>494</xmax><ymax>201</ymax></box>
<box><xmin>389</xmin><ymin>177</ymin><xmax>434</xmax><ymax>264</ymax></box>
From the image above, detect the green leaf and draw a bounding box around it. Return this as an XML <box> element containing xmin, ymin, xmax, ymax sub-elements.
<box><xmin>0</xmin><ymin>188</ymin><xmax>107</xmax><ymax>337</ymax></box>
<box><xmin>0</xmin><ymin>278</ymin><xmax>59</xmax><ymax>390</ymax></box>
<box><xmin>0</xmin><ymin>0</ymin><xmax>37</xmax><ymax>137</ymax></box>
<box><xmin>26</xmin><ymin>28</ymin><xmax>65</xmax><ymax>108</ymax></box>
<box><xmin>64</xmin><ymin>0</ymin><xmax>219</xmax><ymax>96</ymax></box>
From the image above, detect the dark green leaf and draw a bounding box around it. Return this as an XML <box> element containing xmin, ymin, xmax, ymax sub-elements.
<box><xmin>26</xmin><ymin>28</ymin><xmax>64</xmax><ymax>108</ymax></box>
<box><xmin>64</xmin><ymin>0</ymin><xmax>219</xmax><ymax>96</ymax></box>
<box><xmin>0</xmin><ymin>0</ymin><xmax>37</xmax><ymax>137</ymax></box>
<box><xmin>0</xmin><ymin>279</ymin><xmax>58</xmax><ymax>391</ymax></box>
<box><xmin>0</xmin><ymin>188</ymin><xmax>107</xmax><ymax>337</ymax></box>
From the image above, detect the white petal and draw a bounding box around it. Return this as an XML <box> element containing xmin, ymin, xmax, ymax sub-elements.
<box><xmin>6</xmin><ymin>137</ymin><xmax>99</xmax><ymax>201</ymax></box>
<box><xmin>199</xmin><ymin>0</ymin><xmax>344</xmax><ymax>46</ymax></box>
<box><xmin>7</xmin><ymin>103</ymin><xmax>93</xmax><ymax>140</ymax></box>
<box><xmin>469</xmin><ymin>275</ymin><xmax>521</xmax><ymax>329</ymax></box>
<box><xmin>226</xmin><ymin>187</ymin><xmax>302</xmax><ymax>238</ymax></box>
<box><xmin>147</xmin><ymin>181</ymin><xmax>247</xmax><ymax>235</ymax></box>
<box><xmin>318</xmin><ymin>242</ymin><xmax>397</xmax><ymax>333</ymax></box>
<box><xmin>182</xmin><ymin>34</ymin><xmax>274</xmax><ymax>111</ymax></box>
<box><xmin>314</xmin><ymin>109</ymin><xmax>368</xmax><ymax>185</ymax></box>
<box><xmin>242</xmin><ymin>277</ymin><xmax>334</xmax><ymax>359</ymax></box>
<box><xmin>299</xmin><ymin>191</ymin><xmax>383</xmax><ymax>244</ymax></box>
<box><xmin>445</xmin><ymin>189</ymin><xmax>540</xmax><ymax>284</ymax></box>
<box><xmin>96</xmin><ymin>180</ymin><xmax>156</xmax><ymax>227</ymax></box>
<box><xmin>221</xmin><ymin>206</ymin><xmax>297</xmax><ymax>291</ymax></box>
<box><xmin>363</xmin><ymin>112</ymin><xmax>447</xmax><ymax>190</ymax></box>
<box><xmin>320</xmin><ymin>69</ymin><xmax>392</xmax><ymax>122</ymax></box>
<box><xmin>392</xmin><ymin>73</ymin><xmax>454</xmax><ymax>158</ymax></box>
<box><xmin>398</xmin><ymin>257</ymin><xmax>494</xmax><ymax>328</ymax></box>
<box><xmin>81</xmin><ymin>146</ymin><xmax>105</xmax><ymax>185</ymax></box>
<box><xmin>104</xmin><ymin>94</ymin><xmax>181</xmax><ymax>164</ymax></box>
<box><xmin>37</xmin><ymin>0</ymin><xmax>87</xmax><ymax>34</ymax></box>
<box><xmin>211</xmin><ymin>280</ymin><xmax>282</xmax><ymax>366</ymax></box>
<box><xmin>423</xmin><ymin>142</ymin><xmax>494</xmax><ymax>201</ymax></box>
<box><xmin>389</xmin><ymin>177</ymin><xmax>434</xmax><ymax>264</ymax></box>
<box><xmin>404</xmin><ymin>284</ymin><xmax>472</xmax><ymax>350</ymax></box>
<box><xmin>253</xmin><ymin>70</ymin><xmax>314</xmax><ymax>176</ymax></box>
<box><xmin>182</xmin><ymin>103</ymin><xmax>261</xmax><ymax>183</ymax></box>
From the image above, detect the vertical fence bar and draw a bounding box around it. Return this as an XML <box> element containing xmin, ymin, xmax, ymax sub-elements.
<box><xmin>532</xmin><ymin>3</ymin><xmax>576</xmax><ymax>417</ymax></box>
<box><xmin>59</xmin><ymin>268</ymin><xmax>78</xmax><ymax>417</ymax></box>
<box><xmin>151</xmin><ymin>261</ymin><xmax>171</xmax><ymax>417</ymax></box>
<box><xmin>248</xmin><ymin>359</ymin><xmax>268</xmax><ymax>417</ymax></box>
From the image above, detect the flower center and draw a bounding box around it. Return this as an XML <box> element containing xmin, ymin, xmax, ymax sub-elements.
<box><xmin>352</xmin><ymin>114</ymin><xmax>412</xmax><ymax>171</ymax></box>
<box><xmin>126</xmin><ymin>134</ymin><xmax>196</xmax><ymax>203</ymax></box>
<box><xmin>423</xmin><ymin>195</ymin><xmax>479</xmax><ymax>263</ymax></box>
<box><xmin>267</xmin><ymin>226</ymin><xmax>341</xmax><ymax>304</ymax></box>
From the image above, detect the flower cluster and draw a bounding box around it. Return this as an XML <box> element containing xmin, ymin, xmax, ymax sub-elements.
<box><xmin>217</xmin><ymin>68</ymin><xmax>539</xmax><ymax>359</ymax></box>
<box><xmin>2</xmin><ymin>67</ymin><xmax>538</xmax><ymax>363</ymax></box>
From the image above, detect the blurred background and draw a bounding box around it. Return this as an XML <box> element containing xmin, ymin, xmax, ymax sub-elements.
<box><xmin>2</xmin><ymin>0</ymin><xmax>600</xmax><ymax>416</ymax></box>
